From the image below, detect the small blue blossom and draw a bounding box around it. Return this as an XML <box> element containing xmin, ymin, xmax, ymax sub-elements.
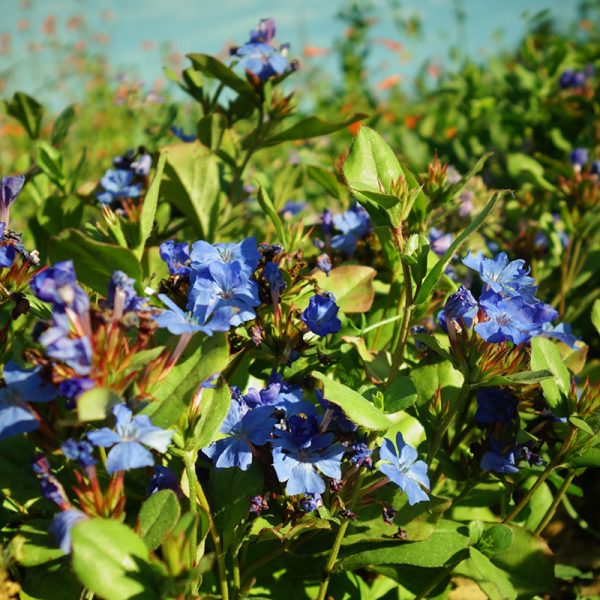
<box><xmin>62</xmin><ymin>438</ymin><xmax>97</xmax><ymax>467</ymax></box>
<box><xmin>541</xmin><ymin>322</ymin><xmax>578</xmax><ymax>349</ymax></box>
<box><xmin>234</xmin><ymin>42</ymin><xmax>290</xmax><ymax>82</ymax></box>
<box><xmin>321</xmin><ymin>209</ymin><xmax>334</xmax><ymax>235</ymax></box>
<box><xmin>130</xmin><ymin>153</ymin><xmax>152</xmax><ymax>177</ymax></box>
<box><xmin>190</xmin><ymin>237</ymin><xmax>260</xmax><ymax>279</ymax></box>
<box><xmin>272</xmin><ymin>425</ymin><xmax>345</xmax><ymax>495</ymax></box>
<box><xmin>160</xmin><ymin>240</ymin><xmax>191</xmax><ymax>276</ymax></box>
<box><xmin>331</xmin><ymin>204</ymin><xmax>371</xmax><ymax>256</ymax></box>
<box><xmin>106</xmin><ymin>271</ymin><xmax>147</xmax><ymax>313</ymax></box>
<box><xmin>0</xmin><ymin>362</ymin><xmax>57</xmax><ymax>441</ymax></box>
<box><xmin>170</xmin><ymin>126</ymin><xmax>197</xmax><ymax>143</ymax></box>
<box><xmin>50</xmin><ymin>509</ymin><xmax>88</xmax><ymax>554</ymax></box>
<box><xmin>480</xmin><ymin>439</ymin><xmax>519</xmax><ymax>474</ymax></box>
<box><xmin>41</xmin><ymin>330</ymin><xmax>93</xmax><ymax>376</ymax></box>
<box><xmin>317</xmin><ymin>254</ymin><xmax>332</xmax><ymax>276</ymax></box>
<box><xmin>476</xmin><ymin>292</ymin><xmax>538</xmax><ymax>345</ymax></box>
<box><xmin>378</xmin><ymin>433</ymin><xmax>430</xmax><ymax>506</ymax></box>
<box><xmin>280</xmin><ymin>200</ymin><xmax>306</xmax><ymax>217</ymax></box>
<box><xmin>570</xmin><ymin>148</ymin><xmax>589</xmax><ymax>168</ymax></box>
<box><xmin>148</xmin><ymin>465</ymin><xmax>181</xmax><ymax>496</ymax></box>
<box><xmin>264</xmin><ymin>262</ymin><xmax>286</xmax><ymax>295</ymax></box>
<box><xmin>350</xmin><ymin>441</ymin><xmax>373</xmax><ymax>469</ymax></box>
<box><xmin>30</xmin><ymin>260</ymin><xmax>90</xmax><ymax>314</ymax></box>
<box><xmin>153</xmin><ymin>294</ymin><xmax>229</xmax><ymax>335</ymax></box>
<box><xmin>428</xmin><ymin>228</ymin><xmax>453</xmax><ymax>256</ymax></box>
<box><xmin>97</xmin><ymin>169</ymin><xmax>142</xmax><ymax>206</ymax></box>
<box><xmin>300</xmin><ymin>493</ymin><xmax>323</xmax><ymax>512</ymax></box>
<box><xmin>0</xmin><ymin>174</ymin><xmax>25</xmax><ymax>225</ymax></box>
<box><xmin>249</xmin><ymin>17</ymin><xmax>276</xmax><ymax>43</ymax></box>
<box><xmin>462</xmin><ymin>251</ymin><xmax>536</xmax><ymax>300</ymax></box>
<box><xmin>58</xmin><ymin>378</ymin><xmax>95</xmax><ymax>408</ymax></box>
<box><xmin>302</xmin><ymin>292</ymin><xmax>341</xmax><ymax>336</ymax></box>
<box><xmin>444</xmin><ymin>286</ymin><xmax>479</xmax><ymax>327</ymax></box>
<box><xmin>203</xmin><ymin>401</ymin><xmax>276</xmax><ymax>470</ymax></box>
<box><xmin>87</xmin><ymin>404</ymin><xmax>173</xmax><ymax>475</ymax></box>
<box><xmin>475</xmin><ymin>389</ymin><xmax>518</xmax><ymax>425</ymax></box>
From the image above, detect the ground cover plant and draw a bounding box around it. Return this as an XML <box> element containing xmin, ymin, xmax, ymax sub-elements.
<box><xmin>0</xmin><ymin>5</ymin><xmax>599</xmax><ymax>599</ymax></box>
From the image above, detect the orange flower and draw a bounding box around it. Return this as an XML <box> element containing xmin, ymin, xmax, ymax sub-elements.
<box><xmin>445</xmin><ymin>126</ymin><xmax>457</xmax><ymax>139</ymax></box>
<box><xmin>67</xmin><ymin>16</ymin><xmax>84</xmax><ymax>30</ymax></box>
<box><xmin>348</xmin><ymin>121</ymin><xmax>363</xmax><ymax>136</ymax></box>
<box><xmin>404</xmin><ymin>114</ymin><xmax>419</xmax><ymax>129</ymax></box>
<box><xmin>303</xmin><ymin>45</ymin><xmax>328</xmax><ymax>58</ymax></box>
<box><xmin>17</xmin><ymin>18</ymin><xmax>29</xmax><ymax>31</ymax></box>
<box><xmin>42</xmin><ymin>15</ymin><xmax>56</xmax><ymax>36</ymax></box>
<box><xmin>376</xmin><ymin>74</ymin><xmax>401</xmax><ymax>90</ymax></box>
<box><xmin>375</xmin><ymin>38</ymin><xmax>403</xmax><ymax>52</ymax></box>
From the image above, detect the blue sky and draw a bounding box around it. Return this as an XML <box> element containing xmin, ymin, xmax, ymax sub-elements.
<box><xmin>0</xmin><ymin>0</ymin><xmax>579</xmax><ymax>107</ymax></box>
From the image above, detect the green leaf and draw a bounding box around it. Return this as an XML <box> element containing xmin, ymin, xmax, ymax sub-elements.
<box><xmin>462</xmin><ymin>547</ymin><xmax>517</xmax><ymax>600</ymax></box>
<box><xmin>4</xmin><ymin>91</ymin><xmax>44</xmax><ymax>139</ymax></box>
<box><xmin>48</xmin><ymin>229</ymin><xmax>142</xmax><ymax>295</ymax></box>
<box><xmin>255</xmin><ymin>180</ymin><xmax>288</xmax><ymax>247</ymax></box>
<box><xmin>77</xmin><ymin>387</ymin><xmax>122</xmax><ymax>422</ymax></box>
<box><xmin>312</xmin><ymin>371</ymin><xmax>390</xmax><ymax>431</ymax></box>
<box><xmin>35</xmin><ymin>141</ymin><xmax>66</xmax><ymax>189</ymax></box>
<box><xmin>530</xmin><ymin>337</ymin><xmax>572</xmax><ymax>417</ymax></box>
<box><xmin>12</xmin><ymin>521</ymin><xmax>64</xmax><ymax>566</ymax></box>
<box><xmin>305</xmin><ymin>164</ymin><xmax>344</xmax><ymax>199</ymax></box>
<box><xmin>135</xmin><ymin>152</ymin><xmax>166</xmax><ymax>258</ymax></box>
<box><xmin>313</xmin><ymin>265</ymin><xmax>376</xmax><ymax>313</ymax></box>
<box><xmin>160</xmin><ymin>142</ymin><xmax>221</xmax><ymax>241</ymax></box>
<box><xmin>189</xmin><ymin>383</ymin><xmax>231</xmax><ymax>449</ymax></box>
<box><xmin>475</xmin><ymin>370</ymin><xmax>552</xmax><ymax>387</ymax></box>
<box><xmin>414</xmin><ymin>191</ymin><xmax>501</xmax><ymax>305</ymax></box>
<box><xmin>187</xmin><ymin>53</ymin><xmax>259</xmax><ymax>105</ymax></box>
<box><xmin>566</xmin><ymin>447</ymin><xmax>600</xmax><ymax>468</ymax></box>
<box><xmin>507</xmin><ymin>153</ymin><xmax>556</xmax><ymax>191</ymax></box>
<box><xmin>410</xmin><ymin>360</ymin><xmax>464</xmax><ymax>406</ymax></box>
<box><xmin>209</xmin><ymin>464</ymin><xmax>263</xmax><ymax>551</ymax></box>
<box><xmin>570</xmin><ymin>416</ymin><xmax>595</xmax><ymax>437</ymax></box>
<box><xmin>343</xmin><ymin>127</ymin><xmax>403</xmax><ymax>198</ymax></box>
<box><xmin>592</xmin><ymin>299</ymin><xmax>600</xmax><ymax>336</ymax></box>
<box><xmin>384</xmin><ymin>376</ymin><xmax>418</xmax><ymax>413</ymax></box>
<box><xmin>262</xmin><ymin>114</ymin><xmax>366</xmax><ymax>146</ymax></box>
<box><xmin>138</xmin><ymin>489</ymin><xmax>181</xmax><ymax>550</ymax></box>
<box><xmin>145</xmin><ymin>333</ymin><xmax>229</xmax><ymax>428</ymax></box>
<box><xmin>72</xmin><ymin>519</ymin><xmax>161</xmax><ymax>600</ymax></box>
<box><xmin>338</xmin><ymin>520</ymin><xmax>469</xmax><ymax>570</ymax></box>
<box><xmin>50</xmin><ymin>104</ymin><xmax>76</xmax><ymax>146</ymax></box>
<box><xmin>197</xmin><ymin>113</ymin><xmax>227</xmax><ymax>151</ymax></box>
<box><xmin>21</xmin><ymin>561</ymin><xmax>81</xmax><ymax>600</ymax></box>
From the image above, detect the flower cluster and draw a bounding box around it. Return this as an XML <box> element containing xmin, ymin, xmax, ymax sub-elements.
<box><xmin>440</xmin><ymin>251</ymin><xmax>577</xmax><ymax>347</ymax></box>
<box><xmin>231</xmin><ymin>18</ymin><xmax>293</xmax><ymax>83</ymax></box>
<box><xmin>202</xmin><ymin>376</ymin><xmax>429</xmax><ymax>506</ymax></box>
<box><xmin>317</xmin><ymin>203</ymin><xmax>371</xmax><ymax>257</ymax></box>
<box><xmin>96</xmin><ymin>147</ymin><xmax>152</xmax><ymax>209</ymax></box>
<box><xmin>156</xmin><ymin>237</ymin><xmax>261</xmax><ymax>336</ymax></box>
<box><xmin>559</xmin><ymin>65</ymin><xmax>594</xmax><ymax>90</ymax></box>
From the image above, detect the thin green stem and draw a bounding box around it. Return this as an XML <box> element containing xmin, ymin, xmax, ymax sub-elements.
<box><xmin>388</xmin><ymin>260</ymin><xmax>414</xmax><ymax>383</ymax></box>
<box><xmin>191</xmin><ymin>465</ymin><xmax>230</xmax><ymax>600</ymax></box>
<box><xmin>534</xmin><ymin>472</ymin><xmax>576</xmax><ymax>535</ymax></box>
<box><xmin>503</xmin><ymin>429</ymin><xmax>576</xmax><ymax>524</ymax></box>
<box><xmin>316</xmin><ymin>470</ymin><xmax>365</xmax><ymax>600</ymax></box>
<box><xmin>231</xmin><ymin>105</ymin><xmax>264</xmax><ymax>202</ymax></box>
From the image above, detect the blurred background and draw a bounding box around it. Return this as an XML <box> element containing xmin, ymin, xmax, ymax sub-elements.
<box><xmin>0</xmin><ymin>0</ymin><xmax>584</xmax><ymax>107</ymax></box>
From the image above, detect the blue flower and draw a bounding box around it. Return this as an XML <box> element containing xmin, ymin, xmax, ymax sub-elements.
<box><xmin>0</xmin><ymin>222</ymin><xmax>16</xmax><ymax>268</ymax></box>
<box><xmin>475</xmin><ymin>292</ymin><xmax>537</xmax><ymax>345</ymax></box>
<box><xmin>475</xmin><ymin>389</ymin><xmax>518</xmax><ymax>425</ymax></box>
<box><xmin>350</xmin><ymin>441</ymin><xmax>373</xmax><ymax>468</ymax></box>
<box><xmin>443</xmin><ymin>286</ymin><xmax>479</xmax><ymax>327</ymax></box>
<box><xmin>97</xmin><ymin>169</ymin><xmax>142</xmax><ymax>206</ymax></box>
<box><xmin>203</xmin><ymin>401</ymin><xmax>276</xmax><ymax>470</ymax></box>
<box><xmin>0</xmin><ymin>174</ymin><xmax>25</xmax><ymax>225</ymax></box>
<box><xmin>378</xmin><ymin>433</ymin><xmax>429</xmax><ymax>506</ymax></box>
<box><xmin>50</xmin><ymin>509</ymin><xmax>88</xmax><ymax>554</ymax></box>
<box><xmin>249</xmin><ymin>18</ymin><xmax>276</xmax><ymax>43</ymax></box>
<box><xmin>570</xmin><ymin>148</ymin><xmax>589</xmax><ymax>168</ymax></box>
<box><xmin>264</xmin><ymin>262</ymin><xmax>286</xmax><ymax>294</ymax></box>
<box><xmin>234</xmin><ymin>42</ymin><xmax>289</xmax><ymax>82</ymax></box>
<box><xmin>87</xmin><ymin>404</ymin><xmax>173</xmax><ymax>475</ymax></box>
<box><xmin>170</xmin><ymin>126</ymin><xmax>197</xmax><ymax>143</ymax></box>
<box><xmin>153</xmin><ymin>293</ymin><xmax>230</xmax><ymax>336</ymax></box>
<box><xmin>148</xmin><ymin>465</ymin><xmax>181</xmax><ymax>496</ymax></box>
<box><xmin>481</xmin><ymin>439</ymin><xmax>519</xmax><ymax>474</ymax></box>
<box><xmin>300</xmin><ymin>493</ymin><xmax>323</xmax><ymax>512</ymax></box>
<box><xmin>302</xmin><ymin>292</ymin><xmax>341</xmax><ymax>336</ymax></box>
<box><xmin>41</xmin><ymin>329</ymin><xmax>93</xmax><ymax>375</ymax></box>
<box><xmin>428</xmin><ymin>228</ymin><xmax>453</xmax><ymax>256</ymax></box>
<box><xmin>189</xmin><ymin>261</ymin><xmax>260</xmax><ymax>327</ymax></box>
<box><xmin>159</xmin><ymin>240</ymin><xmax>190</xmax><ymax>276</ymax></box>
<box><xmin>321</xmin><ymin>209</ymin><xmax>334</xmax><ymax>235</ymax></box>
<box><xmin>30</xmin><ymin>260</ymin><xmax>89</xmax><ymax>314</ymax></box>
<box><xmin>331</xmin><ymin>204</ymin><xmax>371</xmax><ymax>256</ymax></box>
<box><xmin>105</xmin><ymin>271</ymin><xmax>147</xmax><ymax>313</ymax></box>
<box><xmin>62</xmin><ymin>438</ymin><xmax>97</xmax><ymax>467</ymax></box>
<box><xmin>541</xmin><ymin>322</ymin><xmax>578</xmax><ymax>349</ymax></box>
<box><xmin>279</xmin><ymin>200</ymin><xmax>306</xmax><ymax>217</ymax></box>
<box><xmin>130</xmin><ymin>153</ymin><xmax>152</xmax><ymax>177</ymax></box>
<box><xmin>462</xmin><ymin>251</ymin><xmax>536</xmax><ymax>299</ymax></box>
<box><xmin>190</xmin><ymin>237</ymin><xmax>259</xmax><ymax>279</ymax></box>
<box><xmin>317</xmin><ymin>254</ymin><xmax>332</xmax><ymax>276</ymax></box>
<box><xmin>0</xmin><ymin>362</ymin><xmax>57</xmax><ymax>441</ymax></box>
<box><xmin>272</xmin><ymin>427</ymin><xmax>345</xmax><ymax>495</ymax></box>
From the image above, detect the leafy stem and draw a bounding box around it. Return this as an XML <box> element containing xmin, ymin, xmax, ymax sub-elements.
<box><xmin>534</xmin><ymin>471</ymin><xmax>576</xmax><ymax>535</ymax></box>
